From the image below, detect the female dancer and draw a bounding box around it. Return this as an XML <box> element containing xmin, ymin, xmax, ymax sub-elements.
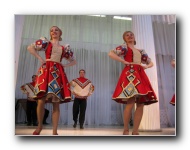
<box><xmin>27</xmin><ymin>26</ymin><xmax>76</xmax><ymax>135</ymax></box>
<box><xmin>108</xmin><ymin>31</ymin><xmax>158</xmax><ymax>135</ymax></box>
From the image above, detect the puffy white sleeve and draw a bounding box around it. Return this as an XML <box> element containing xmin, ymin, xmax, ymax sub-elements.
<box><xmin>63</xmin><ymin>44</ymin><xmax>75</xmax><ymax>61</ymax></box>
<box><xmin>140</xmin><ymin>49</ymin><xmax>151</xmax><ymax>65</ymax></box>
<box><xmin>30</xmin><ymin>37</ymin><xmax>49</xmax><ymax>51</ymax></box>
<box><xmin>111</xmin><ymin>44</ymin><xmax>127</xmax><ymax>57</ymax></box>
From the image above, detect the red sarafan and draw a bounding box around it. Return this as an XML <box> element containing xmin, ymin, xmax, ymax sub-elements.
<box><xmin>108</xmin><ymin>31</ymin><xmax>158</xmax><ymax>135</ymax></box>
<box><xmin>27</xmin><ymin>26</ymin><xmax>76</xmax><ymax>135</ymax></box>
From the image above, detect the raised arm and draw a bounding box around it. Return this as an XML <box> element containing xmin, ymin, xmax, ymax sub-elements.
<box><xmin>27</xmin><ymin>44</ymin><xmax>46</xmax><ymax>65</ymax></box>
<box><xmin>108</xmin><ymin>50</ymin><xmax>129</xmax><ymax>65</ymax></box>
<box><xmin>62</xmin><ymin>58</ymin><xmax>77</xmax><ymax>67</ymax></box>
<box><xmin>141</xmin><ymin>61</ymin><xmax>154</xmax><ymax>69</ymax></box>
<box><xmin>140</xmin><ymin>49</ymin><xmax>154</xmax><ymax>69</ymax></box>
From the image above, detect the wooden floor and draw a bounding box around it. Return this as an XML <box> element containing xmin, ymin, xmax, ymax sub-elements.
<box><xmin>15</xmin><ymin>123</ymin><xmax>175</xmax><ymax>136</ymax></box>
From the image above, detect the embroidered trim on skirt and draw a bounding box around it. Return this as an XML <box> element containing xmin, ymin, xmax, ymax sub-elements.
<box><xmin>112</xmin><ymin>64</ymin><xmax>158</xmax><ymax>105</ymax></box>
<box><xmin>33</xmin><ymin>61</ymin><xmax>72</xmax><ymax>103</ymax></box>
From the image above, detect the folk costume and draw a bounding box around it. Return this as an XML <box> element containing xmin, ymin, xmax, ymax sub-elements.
<box><xmin>70</xmin><ymin>77</ymin><xmax>94</xmax><ymax>128</ymax></box>
<box><xmin>111</xmin><ymin>44</ymin><xmax>158</xmax><ymax>105</ymax></box>
<box><xmin>30</xmin><ymin>37</ymin><xmax>74</xmax><ymax>103</ymax></box>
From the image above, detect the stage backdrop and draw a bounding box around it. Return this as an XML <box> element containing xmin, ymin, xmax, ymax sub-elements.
<box><xmin>15</xmin><ymin>15</ymin><xmax>175</xmax><ymax>128</ymax></box>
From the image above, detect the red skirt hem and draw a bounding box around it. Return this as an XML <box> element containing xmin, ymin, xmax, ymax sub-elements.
<box><xmin>112</xmin><ymin>64</ymin><xmax>158</xmax><ymax>105</ymax></box>
<box><xmin>32</xmin><ymin>61</ymin><xmax>72</xmax><ymax>103</ymax></box>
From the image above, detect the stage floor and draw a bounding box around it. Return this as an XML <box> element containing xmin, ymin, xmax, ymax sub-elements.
<box><xmin>15</xmin><ymin>124</ymin><xmax>175</xmax><ymax>136</ymax></box>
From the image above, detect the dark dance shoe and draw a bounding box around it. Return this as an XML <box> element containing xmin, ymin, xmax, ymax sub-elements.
<box><xmin>73</xmin><ymin>123</ymin><xmax>77</xmax><ymax>128</ymax></box>
<box><xmin>80</xmin><ymin>125</ymin><xmax>84</xmax><ymax>129</ymax></box>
